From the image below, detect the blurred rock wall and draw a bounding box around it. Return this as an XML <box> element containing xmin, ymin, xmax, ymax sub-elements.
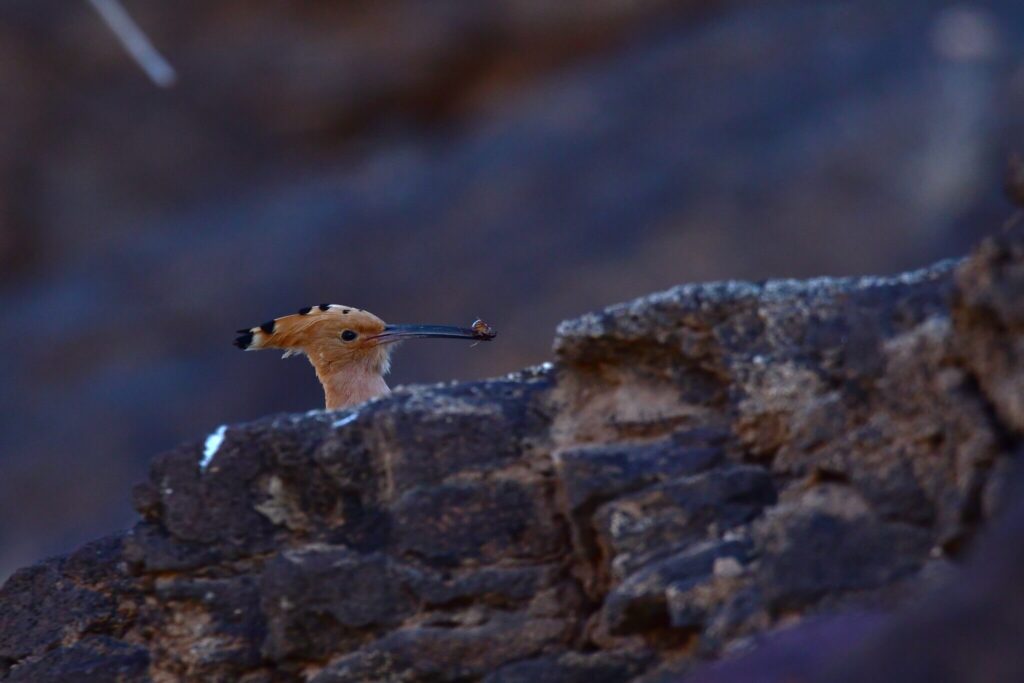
<box><xmin>1</xmin><ymin>0</ymin><xmax>1023</xmax><ymax>577</ymax></box>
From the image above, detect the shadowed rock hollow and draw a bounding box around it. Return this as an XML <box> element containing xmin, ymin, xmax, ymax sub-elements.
<box><xmin>3</xmin><ymin>226</ymin><xmax>1024</xmax><ymax>682</ymax></box>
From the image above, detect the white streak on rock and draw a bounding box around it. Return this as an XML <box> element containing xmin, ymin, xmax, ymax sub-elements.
<box><xmin>200</xmin><ymin>425</ymin><xmax>228</xmax><ymax>471</ymax></box>
<box><xmin>332</xmin><ymin>412</ymin><xmax>359</xmax><ymax>428</ymax></box>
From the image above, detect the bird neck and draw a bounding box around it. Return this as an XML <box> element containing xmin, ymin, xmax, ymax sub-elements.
<box><xmin>316</xmin><ymin>364</ymin><xmax>391</xmax><ymax>410</ymax></box>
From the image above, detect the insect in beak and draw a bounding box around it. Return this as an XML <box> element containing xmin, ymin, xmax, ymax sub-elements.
<box><xmin>373</xmin><ymin>321</ymin><xmax>496</xmax><ymax>345</ymax></box>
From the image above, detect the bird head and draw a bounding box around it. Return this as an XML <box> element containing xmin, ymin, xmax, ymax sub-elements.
<box><xmin>235</xmin><ymin>304</ymin><xmax>495</xmax><ymax>409</ymax></box>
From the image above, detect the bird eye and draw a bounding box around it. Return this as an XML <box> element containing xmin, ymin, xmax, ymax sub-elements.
<box><xmin>341</xmin><ymin>330</ymin><xmax>358</xmax><ymax>342</ymax></box>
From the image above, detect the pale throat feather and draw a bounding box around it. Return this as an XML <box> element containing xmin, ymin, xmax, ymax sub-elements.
<box><xmin>313</xmin><ymin>346</ymin><xmax>394</xmax><ymax>410</ymax></box>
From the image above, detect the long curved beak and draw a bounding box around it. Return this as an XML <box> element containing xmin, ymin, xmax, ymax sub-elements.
<box><xmin>375</xmin><ymin>323</ymin><xmax>495</xmax><ymax>343</ymax></box>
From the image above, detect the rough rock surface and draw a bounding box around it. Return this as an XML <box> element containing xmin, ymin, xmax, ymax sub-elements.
<box><xmin>3</xmin><ymin>226</ymin><xmax>1024</xmax><ymax>681</ymax></box>
<box><xmin>6</xmin><ymin>0</ymin><xmax>1024</xmax><ymax>578</ymax></box>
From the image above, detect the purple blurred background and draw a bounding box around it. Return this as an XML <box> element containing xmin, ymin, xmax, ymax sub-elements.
<box><xmin>1</xmin><ymin>0</ymin><xmax>1023</xmax><ymax>579</ymax></box>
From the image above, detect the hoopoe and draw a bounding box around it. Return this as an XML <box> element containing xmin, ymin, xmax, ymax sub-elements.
<box><xmin>235</xmin><ymin>304</ymin><xmax>496</xmax><ymax>410</ymax></box>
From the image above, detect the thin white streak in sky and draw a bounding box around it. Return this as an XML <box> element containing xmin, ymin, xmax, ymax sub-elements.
<box><xmin>87</xmin><ymin>0</ymin><xmax>177</xmax><ymax>87</ymax></box>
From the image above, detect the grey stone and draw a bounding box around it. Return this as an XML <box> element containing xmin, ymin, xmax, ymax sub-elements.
<box><xmin>6</xmin><ymin>226</ymin><xmax>1024</xmax><ymax>679</ymax></box>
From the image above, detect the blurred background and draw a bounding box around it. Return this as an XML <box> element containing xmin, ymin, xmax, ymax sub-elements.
<box><xmin>1</xmin><ymin>0</ymin><xmax>1023</xmax><ymax>580</ymax></box>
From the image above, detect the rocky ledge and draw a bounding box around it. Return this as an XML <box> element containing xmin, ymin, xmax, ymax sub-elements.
<box><xmin>3</xmin><ymin>226</ymin><xmax>1024</xmax><ymax>682</ymax></box>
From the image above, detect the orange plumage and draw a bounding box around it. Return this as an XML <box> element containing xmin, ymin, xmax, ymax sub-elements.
<box><xmin>235</xmin><ymin>304</ymin><xmax>495</xmax><ymax>410</ymax></box>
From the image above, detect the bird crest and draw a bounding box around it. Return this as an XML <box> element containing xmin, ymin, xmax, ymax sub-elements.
<box><xmin>236</xmin><ymin>304</ymin><xmax>495</xmax><ymax>409</ymax></box>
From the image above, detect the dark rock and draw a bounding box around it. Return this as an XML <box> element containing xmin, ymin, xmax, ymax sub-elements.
<box><xmin>556</xmin><ymin>430</ymin><xmax>728</xmax><ymax>594</ymax></box>
<box><xmin>0</xmin><ymin>546</ymin><xmax>121</xmax><ymax>664</ymax></box>
<box><xmin>556</xmin><ymin>428</ymin><xmax>727</xmax><ymax>516</ymax></box>
<box><xmin>812</xmin><ymin>475</ymin><xmax>1024</xmax><ymax>683</ymax></box>
<box><xmin>123</xmin><ymin>521</ymin><xmax>230</xmax><ymax>573</ymax></box>
<box><xmin>8</xmin><ymin>228</ymin><xmax>1024</xmax><ymax>679</ymax></box>
<box><xmin>757</xmin><ymin>510</ymin><xmax>932</xmax><ymax>613</ymax></box>
<box><xmin>602</xmin><ymin>540</ymin><xmax>750</xmax><ymax>635</ymax></box>
<box><xmin>484</xmin><ymin>650</ymin><xmax>655</xmax><ymax>683</ymax></box>
<box><xmin>954</xmin><ymin>221</ymin><xmax>1024</xmax><ymax>432</ymax></box>
<box><xmin>5</xmin><ymin>636</ymin><xmax>149</xmax><ymax>683</ymax></box>
<box><xmin>407</xmin><ymin>564</ymin><xmax>550</xmax><ymax>608</ymax></box>
<box><xmin>392</xmin><ymin>479</ymin><xmax>564</xmax><ymax>567</ymax></box>
<box><xmin>311</xmin><ymin>613</ymin><xmax>573</xmax><ymax>682</ymax></box>
<box><xmin>683</xmin><ymin>475</ymin><xmax>1024</xmax><ymax>683</ymax></box>
<box><xmin>372</xmin><ymin>379</ymin><xmax>554</xmax><ymax>496</ymax></box>
<box><xmin>260</xmin><ymin>548</ymin><xmax>417</xmax><ymax>661</ymax></box>
<box><xmin>140</xmin><ymin>574</ymin><xmax>266</xmax><ymax>678</ymax></box>
<box><xmin>593</xmin><ymin>466</ymin><xmax>776</xmax><ymax>578</ymax></box>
